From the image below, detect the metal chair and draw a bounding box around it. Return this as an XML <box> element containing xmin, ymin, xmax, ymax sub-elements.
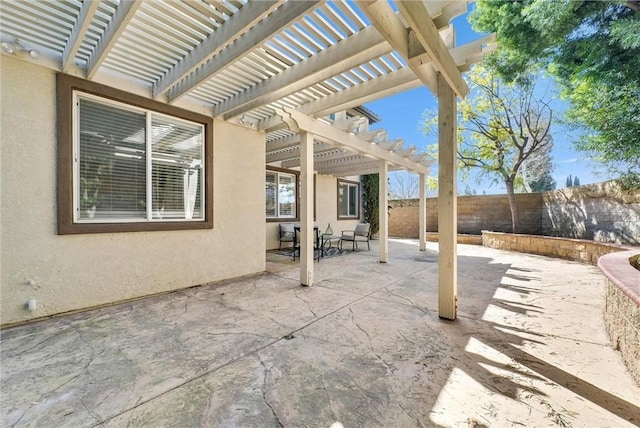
<box><xmin>292</xmin><ymin>226</ymin><xmax>321</xmax><ymax>261</ymax></box>
<box><xmin>339</xmin><ymin>223</ymin><xmax>371</xmax><ymax>251</ymax></box>
<box><xmin>278</xmin><ymin>223</ymin><xmax>295</xmax><ymax>250</ymax></box>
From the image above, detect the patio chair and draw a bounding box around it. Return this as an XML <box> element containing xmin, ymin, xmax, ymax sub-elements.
<box><xmin>340</xmin><ymin>222</ymin><xmax>371</xmax><ymax>251</ymax></box>
<box><xmin>278</xmin><ymin>223</ymin><xmax>295</xmax><ymax>250</ymax></box>
<box><xmin>292</xmin><ymin>226</ymin><xmax>321</xmax><ymax>262</ymax></box>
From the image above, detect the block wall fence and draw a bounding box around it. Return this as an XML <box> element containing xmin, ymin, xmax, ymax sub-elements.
<box><xmin>388</xmin><ymin>181</ymin><xmax>640</xmax><ymax>246</ymax></box>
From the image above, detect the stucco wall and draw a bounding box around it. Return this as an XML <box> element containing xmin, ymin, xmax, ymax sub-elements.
<box><xmin>1</xmin><ymin>57</ymin><xmax>265</xmax><ymax>326</ymax></box>
<box><xmin>265</xmin><ymin>174</ymin><xmax>361</xmax><ymax>250</ymax></box>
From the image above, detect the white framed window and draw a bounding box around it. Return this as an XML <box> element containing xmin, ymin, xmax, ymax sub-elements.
<box><xmin>266</xmin><ymin>169</ymin><xmax>298</xmax><ymax>219</ymax></box>
<box><xmin>57</xmin><ymin>73</ymin><xmax>213</xmax><ymax>234</ymax></box>
<box><xmin>74</xmin><ymin>93</ymin><xmax>204</xmax><ymax>223</ymax></box>
<box><xmin>338</xmin><ymin>179</ymin><xmax>360</xmax><ymax>219</ymax></box>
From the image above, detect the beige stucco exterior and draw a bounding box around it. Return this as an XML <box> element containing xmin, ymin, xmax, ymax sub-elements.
<box><xmin>1</xmin><ymin>56</ymin><xmax>265</xmax><ymax>326</ymax></box>
<box><xmin>265</xmin><ymin>174</ymin><xmax>362</xmax><ymax>250</ymax></box>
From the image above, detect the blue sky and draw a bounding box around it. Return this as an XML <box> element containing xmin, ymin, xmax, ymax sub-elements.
<box><xmin>363</xmin><ymin>9</ymin><xmax>615</xmax><ymax>195</ymax></box>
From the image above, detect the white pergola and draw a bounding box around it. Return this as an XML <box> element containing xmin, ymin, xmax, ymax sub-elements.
<box><xmin>0</xmin><ymin>0</ymin><xmax>495</xmax><ymax>320</ymax></box>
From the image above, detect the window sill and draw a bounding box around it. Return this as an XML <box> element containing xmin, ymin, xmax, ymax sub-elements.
<box><xmin>58</xmin><ymin>220</ymin><xmax>213</xmax><ymax>235</ymax></box>
<box><xmin>267</xmin><ymin>218</ymin><xmax>300</xmax><ymax>223</ymax></box>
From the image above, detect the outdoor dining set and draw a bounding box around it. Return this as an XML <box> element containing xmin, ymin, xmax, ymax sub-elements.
<box><xmin>278</xmin><ymin>222</ymin><xmax>371</xmax><ymax>261</ymax></box>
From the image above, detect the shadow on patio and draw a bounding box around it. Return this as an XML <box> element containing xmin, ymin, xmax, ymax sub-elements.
<box><xmin>2</xmin><ymin>240</ymin><xmax>638</xmax><ymax>427</ymax></box>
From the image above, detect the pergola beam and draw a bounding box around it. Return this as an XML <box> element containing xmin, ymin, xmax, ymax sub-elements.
<box><xmin>279</xmin><ymin>148</ymin><xmax>353</xmax><ymax>168</ymax></box>
<box><xmin>267</xmin><ymin>142</ymin><xmax>335</xmax><ymax>163</ymax></box>
<box><xmin>167</xmin><ymin>0</ymin><xmax>321</xmax><ymax>103</ymax></box>
<box><xmin>316</xmin><ymin>160</ymin><xmax>380</xmax><ymax>174</ymax></box>
<box><xmin>62</xmin><ymin>0</ymin><xmax>100</xmax><ymax>72</ymax></box>
<box><xmin>258</xmin><ymin>27</ymin><xmax>493</xmax><ymax>134</ymax></box>
<box><xmin>86</xmin><ymin>0</ymin><xmax>142</xmax><ymax>80</ymax></box>
<box><xmin>396</xmin><ymin>1</ymin><xmax>468</xmax><ymax>98</ymax></box>
<box><xmin>431</xmin><ymin>1</ymin><xmax>471</xmax><ymax>29</ymax></box>
<box><xmin>356</xmin><ymin>0</ymin><xmax>438</xmax><ymax>95</ymax></box>
<box><xmin>265</xmin><ymin>133</ymin><xmax>301</xmax><ymax>152</ymax></box>
<box><xmin>317</xmin><ymin>161</ymin><xmax>406</xmax><ymax>177</ymax></box>
<box><xmin>153</xmin><ymin>0</ymin><xmax>282</xmax><ymax>99</ymax></box>
<box><xmin>214</xmin><ymin>25</ymin><xmax>390</xmax><ymax>120</ymax></box>
<box><xmin>277</xmin><ymin>108</ymin><xmax>430</xmax><ymax>175</ymax></box>
<box><xmin>303</xmin><ymin>154</ymin><xmax>370</xmax><ymax>169</ymax></box>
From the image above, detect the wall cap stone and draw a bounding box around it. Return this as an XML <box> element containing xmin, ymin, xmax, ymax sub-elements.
<box><xmin>482</xmin><ymin>230</ymin><xmax>635</xmax><ymax>250</ymax></box>
<box><xmin>598</xmin><ymin>250</ymin><xmax>640</xmax><ymax>306</ymax></box>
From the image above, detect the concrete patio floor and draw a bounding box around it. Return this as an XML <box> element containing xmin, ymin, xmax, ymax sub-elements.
<box><xmin>1</xmin><ymin>239</ymin><xmax>639</xmax><ymax>427</ymax></box>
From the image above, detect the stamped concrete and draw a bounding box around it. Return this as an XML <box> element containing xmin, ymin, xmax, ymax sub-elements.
<box><xmin>1</xmin><ymin>239</ymin><xmax>639</xmax><ymax>427</ymax></box>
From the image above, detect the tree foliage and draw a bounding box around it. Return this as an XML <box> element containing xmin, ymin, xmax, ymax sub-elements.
<box><xmin>425</xmin><ymin>66</ymin><xmax>555</xmax><ymax>232</ymax></box>
<box><xmin>521</xmin><ymin>140</ymin><xmax>556</xmax><ymax>192</ymax></box>
<box><xmin>471</xmin><ymin>0</ymin><xmax>640</xmax><ymax>172</ymax></box>
<box><xmin>361</xmin><ymin>174</ymin><xmax>380</xmax><ymax>236</ymax></box>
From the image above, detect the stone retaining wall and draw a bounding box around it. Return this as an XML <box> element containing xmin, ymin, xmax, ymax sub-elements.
<box><xmin>599</xmin><ymin>250</ymin><xmax>640</xmax><ymax>386</ymax></box>
<box><xmin>481</xmin><ymin>231</ymin><xmax>632</xmax><ymax>265</ymax></box>
<box><xmin>425</xmin><ymin>232</ymin><xmax>482</xmax><ymax>245</ymax></box>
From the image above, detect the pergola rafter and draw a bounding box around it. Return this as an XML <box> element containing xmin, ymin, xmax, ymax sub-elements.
<box><xmin>61</xmin><ymin>0</ymin><xmax>100</xmax><ymax>72</ymax></box>
<box><xmin>258</xmin><ymin>34</ymin><xmax>495</xmax><ymax>133</ymax></box>
<box><xmin>213</xmin><ymin>25</ymin><xmax>391</xmax><ymax>119</ymax></box>
<box><xmin>153</xmin><ymin>0</ymin><xmax>283</xmax><ymax>99</ymax></box>
<box><xmin>275</xmin><ymin>108</ymin><xmax>431</xmax><ymax>174</ymax></box>
<box><xmin>86</xmin><ymin>0</ymin><xmax>141</xmax><ymax>80</ymax></box>
<box><xmin>166</xmin><ymin>0</ymin><xmax>321</xmax><ymax>103</ymax></box>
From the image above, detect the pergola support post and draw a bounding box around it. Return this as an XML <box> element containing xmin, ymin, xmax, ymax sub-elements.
<box><xmin>419</xmin><ymin>172</ymin><xmax>427</xmax><ymax>251</ymax></box>
<box><xmin>300</xmin><ymin>131</ymin><xmax>314</xmax><ymax>286</ymax></box>
<box><xmin>438</xmin><ymin>73</ymin><xmax>458</xmax><ymax>320</ymax></box>
<box><xmin>378</xmin><ymin>159</ymin><xmax>388</xmax><ymax>263</ymax></box>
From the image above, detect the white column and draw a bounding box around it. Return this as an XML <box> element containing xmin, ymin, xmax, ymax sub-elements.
<box><xmin>300</xmin><ymin>131</ymin><xmax>314</xmax><ymax>286</ymax></box>
<box><xmin>419</xmin><ymin>172</ymin><xmax>426</xmax><ymax>251</ymax></box>
<box><xmin>378</xmin><ymin>159</ymin><xmax>388</xmax><ymax>263</ymax></box>
<box><xmin>438</xmin><ymin>73</ymin><xmax>458</xmax><ymax>320</ymax></box>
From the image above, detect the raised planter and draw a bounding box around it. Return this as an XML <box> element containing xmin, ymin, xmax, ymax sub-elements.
<box><xmin>425</xmin><ymin>232</ymin><xmax>482</xmax><ymax>245</ymax></box>
<box><xmin>481</xmin><ymin>231</ymin><xmax>632</xmax><ymax>265</ymax></box>
<box><xmin>598</xmin><ymin>250</ymin><xmax>640</xmax><ymax>386</ymax></box>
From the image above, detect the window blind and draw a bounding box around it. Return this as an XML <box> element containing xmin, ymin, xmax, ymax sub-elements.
<box><xmin>151</xmin><ymin>116</ymin><xmax>203</xmax><ymax>220</ymax></box>
<box><xmin>338</xmin><ymin>181</ymin><xmax>359</xmax><ymax>218</ymax></box>
<box><xmin>76</xmin><ymin>95</ymin><xmax>204</xmax><ymax>222</ymax></box>
<box><xmin>278</xmin><ymin>174</ymin><xmax>295</xmax><ymax>217</ymax></box>
<box><xmin>266</xmin><ymin>172</ymin><xmax>277</xmax><ymax>217</ymax></box>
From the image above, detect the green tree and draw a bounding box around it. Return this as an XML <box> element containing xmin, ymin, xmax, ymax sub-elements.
<box><xmin>573</xmin><ymin>176</ymin><xmax>580</xmax><ymax>186</ymax></box>
<box><xmin>471</xmin><ymin>0</ymin><xmax>640</xmax><ymax>172</ymax></box>
<box><xmin>529</xmin><ymin>174</ymin><xmax>556</xmax><ymax>192</ymax></box>
<box><xmin>521</xmin><ymin>140</ymin><xmax>556</xmax><ymax>192</ymax></box>
<box><xmin>361</xmin><ymin>174</ymin><xmax>380</xmax><ymax>236</ymax></box>
<box><xmin>426</xmin><ymin>66</ymin><xmax>554</xmax><ymax>233</ymax></box>
<box><xmin>566</xmin><ymin>175</ymin><xmax>573</xmax><ymax>188</ymax></box>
